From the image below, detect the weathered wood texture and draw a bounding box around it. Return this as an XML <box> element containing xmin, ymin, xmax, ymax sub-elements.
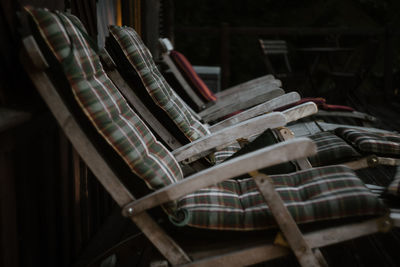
<box><xmin>199</xmin><ymin>87</ymin><xmax>285</xmax><ymax>122</ymax></box>
<box><xmin>209</xmin><ymin>92</ymin><xmax>300</xmax><ymax>132</ymax></box>
<box><xmin>254</xmin><ymin>173</ymin><xmax>327</xmax><ymax>267</ymax></box>
<box><xmin>182</xmin><ymin>217</ymin><xmax>388</xmax><ymax>267</ymax></box>
<box><xmin>173</xmin><ymin>112</ymin><xmax>286</xmax><ymax>162</ymax></box>
<box><xmin>162</xmin><ymin>53</ymin><xmax>206</xmax><ymax>109</ymax></box>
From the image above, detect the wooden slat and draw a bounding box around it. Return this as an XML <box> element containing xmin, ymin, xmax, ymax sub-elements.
<box><xmin>162</xmin><ymin>53</ymin><xmax>206</xmax><ymax>110</ymax></box>
<box><xmin>289</xmin><ymin>121</ymin><xmax>323</xmax><ymax>137</ymax></box>
<box><xmin>315</xmin><ymin>110</ymin><xmax>376</xmax><ymax>122</ymax></box>
<box><xmin>344</xmin><ymin>156</ymin><xmax>400</xmax><ymax>170</ymax></box>
<box><xmin>200</xmin><ymin>88</ymin><xmax>285</xmax><ymax>122</ymax></box>
<box><xmin>211</xmin><ymin>85</ymin><xmax>283</xmax><ymax>109</ymax></box>
<box><xmin>184</xmin><ymin>243</ymin><xmax>290</xmax><ymax>267</ymax></box>
<box><xmin>253</xmin><ymin>173</ymin><xmax>326</xmax><ymax>267</ymax></box>
<box><xmin>123</xmin><ymin>138</ymin><xmax>317</xmax><ymax>216</ymax></box>
<box><xmin>21</xmin><ymin>36</ymin><xmax>190</xmax><ymax>266</ymax></box>
<box><xmin>182</xmin><ymin>217</ymin><xmax>386</xmax><ymax>267</ymax></box>
<box><xmin>277</xmin><ymin>127</ymin><xmax>313</xmax><ymax>170</ymax></box>
<box><xmin>282</xmin><ymin>102</ymin><xmax>318</xmax><ymax>123</ymax></box>
<box><xmin>173</xmin><ymin>112</ymin><xmax>286</xmax><ymax>162</ymax></box>
<box><xmin>209</xmin><ymin>92</ymin><xmax>300</xmax><ymax>132</ymax></box>
<box><xmin>316</xmin><ymin>122</ymin><xmax>392</xmax><ymax>134</ymax></box>
<box><xmin>214</xmin><ymin>74</ymin><xmax>281</xmax><ymax>98</ymax></box>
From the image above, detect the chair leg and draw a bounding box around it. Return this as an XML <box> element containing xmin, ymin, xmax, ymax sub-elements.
<box><xmin>252</xmin><ymin>172</ymin><xmax>328</xmax><ymax>267</ymax></box>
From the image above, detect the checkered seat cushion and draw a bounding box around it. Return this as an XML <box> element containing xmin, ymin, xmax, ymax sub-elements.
<box><xmin>308</xmin><ymin>131</ymin><xmax>361</xmax><ymax>167</ymax></box>
<box><xmin>336</xmin><ymin>127</ymin><xmax>400</xmax><ymax>157</ymax></box>
<box><xmin>176</xmin><ymin>165</ymin><xmax>386</xmax><ymax>230</ymax></box>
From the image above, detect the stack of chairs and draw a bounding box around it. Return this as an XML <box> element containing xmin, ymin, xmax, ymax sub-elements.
<box><xmin>20</xmin><ymin>6</ymin><xmax>400</xmax><ymax>267</ymax></box>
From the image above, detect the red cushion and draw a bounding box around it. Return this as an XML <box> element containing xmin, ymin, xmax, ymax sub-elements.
<box><xmin>274</xmin><ymin>97</ymin><xmax>355</xmax><ymax>112</ymax></box>
<box><xmin>170</xmin><ymin>50</ymin><xmax>217</xmax><ymax>102</ymax></box>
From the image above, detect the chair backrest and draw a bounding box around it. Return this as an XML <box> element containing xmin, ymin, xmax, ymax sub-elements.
<box><xmin>25</xmin><ymin>7</ymin><xmax>185</xmax><ymax>210</ymax></box>
<box><xmin>99</xmin><ymin>48</ymin><xmax>184</xmax><ymax>151</ymax></box>
<box><xmin>259</xmin><ymin>39</ymin><xmax>292</xmax><ymax>74</ymax></box>
<box><xmin>159</xmin><ymin>38</ymin><xmax>173</xmax><ymax>53</ymax></box>
<box><xmin>109</xmin><ymin>25</ymin><xmax>210</xmax><ymax>142</ymax></box>
<box><xmin>159</xmin><ymin>37</ymin><xmax>217</xmax><ymax>104</ymax></box>
<box><xmin>169</xmin><ymin>50</ymin><xmax>217</xmax><ymax>103</ymax></box>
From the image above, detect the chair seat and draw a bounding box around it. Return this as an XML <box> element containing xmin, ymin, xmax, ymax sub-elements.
<box><xmin>308</xmin><ymin>131</ymin><xmax>361</xmax><ymax>166</ymax></box>
<box><xmin>175</xmin><ymin>165</ymin><xmax>386</xmax><ymax>231</ymax></box>
<box><xmin>336</xmin><ymin>127</ymin><xmax>400</xmax><ymax>156</ymax></box>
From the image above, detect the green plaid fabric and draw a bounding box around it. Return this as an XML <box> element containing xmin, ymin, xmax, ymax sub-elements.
<box><xmin>308</xmin><ymin>131</ymin><xmax>361</xmax><ymax>166</ymax></box>
<box><xmin>387</xmin><ymin>166</ymin><xmax>400</xmax><ymax>197</ymax></box>
<box><xmin>176</xmin><ymin>165</ymin><xmax>386</xmax><ymax>230</ymax></box>
<box><xmin>26</xmin><ymin>8</ymin><xmax>183</xmax><ymax>195</ymax></box>
<box><xmin>214</xmin><ymin>143</ymin><xmax>242</xmax><ymax>165</ymax></box>
<box><xmin>108</xmin><ymin>25</ymin><xmax>210</xmax><ymax>142</ymax></box>
<box><xmin>336</xmin><ymin>127</ymin><xmax>400</xmax><ymax>156</ymax></box>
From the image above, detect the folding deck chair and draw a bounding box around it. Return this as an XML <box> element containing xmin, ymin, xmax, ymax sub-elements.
<box><xmin>158</xmin><ymin>38</ymin><xmax>282</xmax><ymax>114</ymax></box>
<box><xmin>21</xmin><ymin>7</ymin><xmax>399</xmax><ymax>267</ymax></box>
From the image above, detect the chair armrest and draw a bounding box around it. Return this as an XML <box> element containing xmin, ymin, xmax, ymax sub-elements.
<box><xmin>199</xmin><ymin>87</ymin><xmax>285</xmax><ymax>122</ymax></box>
<box><xmin>122</xmin><ymin>137</ymin><xmax>317</xmax><ymax>216</ymax></box>
<box><xmin>209</xmin><ymin>92</ymin><xmax>300</xmax><ymax>132</ymax></box>
<box><xmin>172</xmin><ymin>112</ymin><xmax>286</xmax><ymax>163</ymax></box>
<box><xmin>214</xmin><ymin>74</ymin><xmax>281</xmax><ymax>99</ymax></box>
<box><xmin>315</xmin><ymin>110</ymin><xmax>376</xmax><ymax>122</ymax></box>
<box><xmin>282</xmin><ymin>102</ymin><xmax>318</xmax><ymax>123</ymax></box>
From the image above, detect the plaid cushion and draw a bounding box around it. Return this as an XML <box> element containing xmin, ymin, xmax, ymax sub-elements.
<box><xmin>26</xmin><ymin>8</ymin><xmax>183</xmax><ymax>196</ymax></box>
<box><xmin>108</xmin><ymin>25</ymin><xmax>210</xmax><ymax>142</ymax></box>
<box><xmin>308</xmin><ymin>131</ymin><xmax>361</xmax><ymax>166</ymax></box>
<box><xmin>336</xmin><ymin>127</ymin><xmax>400</xmax><ymax>156</ymax></box>
<box><xmin>176</xmin><ymin>165</ymin><xmax>386</xmax><ymax>230</ymax></box>
<box><xmin>170</xmin><ymin>50</ymin><xmax>217</xmax><ymax>102</ymax></box>
<box><xmin>214</xmin><ymin>143</ymin><xmax>242</xmax><ymax>165</ymax></box>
